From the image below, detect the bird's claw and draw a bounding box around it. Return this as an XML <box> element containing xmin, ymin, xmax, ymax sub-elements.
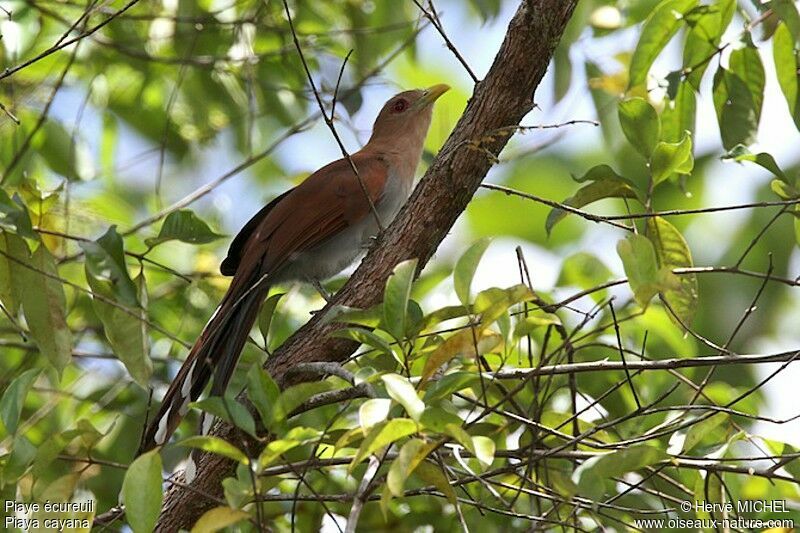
<box><xmin>361</xmin><ymin>234</ymin><xmax>381</xmax><ymax>250</ymax></box>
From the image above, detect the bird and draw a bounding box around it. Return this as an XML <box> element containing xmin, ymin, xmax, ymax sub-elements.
<box><xmin>138</xmin><ymin>84</ymin><xmax>450</xmax><ymax>454</ymax></box>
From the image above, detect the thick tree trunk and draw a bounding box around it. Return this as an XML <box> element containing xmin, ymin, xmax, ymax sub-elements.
<box><xmin>156</xmin><ymin>0</ymin><xmax>579</xmax><ymax>529</ymax></box>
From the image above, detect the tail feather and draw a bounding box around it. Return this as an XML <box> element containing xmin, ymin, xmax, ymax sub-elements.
<box><xmin>138</xmin><ymin>280</ymin><xmax>267</xmax><ymax>454</ymax></box>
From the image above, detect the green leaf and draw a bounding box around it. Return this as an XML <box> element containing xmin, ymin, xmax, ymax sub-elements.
<box><xmin>468</xmin><ymin>0</ymin><xmax>502</xmax><ymax>21</ymax></box>
<box><xmin>145</xmin><ymin>210</ymin><xmax>224</xmax><ymax>247</ymax></box>
<box><xmin>547</xmin><ymin>182</ymin><xmax>638</xmax><ymax>233</ymax></box>
<box><xmin>728</xmin><ymin>36</ymin><xmax>765</xmax><ymax>119</ymax></box>
<box><xmin>332</xmin><ymin>327</ymin><xmax>395</xmax><ymax>358</ymax></box>
<box><xmin>773</xmin><ymin>0</ymin><xmax>800</xmax><ymax>44</ymax></box>
<box><xmin>794</xmin><ymin>208</ymin><xmax>800</xmax><ymax>247</ymax></box>
<box><xmin>90</xmin><ymin>272</ymin><xmax>151</xmax><ymax>387</ymax></box>
<box><xmin>21</xmin><ymin>244</ymin><xmax>73</xmax><ymax>374</ymax></box>
<box><xmin>81</xmin><ymin>226</ymin><xmax>148</xmax><ymax>383</ymax></box>
<box><xmin>722</xmin><ymin>145</ymin><xmax>787</xmax><ymax>182</ymax></box>
<box><xmin>360</xmin><ymin>398</ymin><xmax>391</xmax><ymax>431</ymax></box>
<box><xmin>423</xmin><ymin>372</ymin><xmax>480</xmax><ymax>403</ymax></box>
<box><xmin>662</xmin><ymin>78</ymin><xmax>697</xmax><ymax>142</ymax></box>
<box><xmin>122</xmin><ymin>450</ymin><xmax>163</xmax><ymax>533</ymax></box>
<box><xmin>323</xmin><ymin>303</ymin><xmax>381</xmax><ymax>328</ymax></box>
<box><xmin>647</xmin><ymin>217</ymin><xmax>698</xmax><ymax>326</ymax></box>
<box><xmin>413</xmin><ymin>461</ymin><xmax>456</xmax><ymax>504</ymax></box>
<box><xmin>773</xmin><ymin>22</ymin><xmax>800</xmax><ymax>130</ymax></box>
<box><xmin>191</xmin><ymin>507</ymin><xmax>249</xmax><ymax>533</ymax></box>
<box><xmin>179</xmin><ymin>436</ymin><xmax>248</xmax><ymax>463</ymax></box>
<box><xmin>712</xmin><ymin>67</ymin><xmax>759</xmax><ymax>149</ymax></box>
<box><xmin>453</xmin><ymin>238</ymin><xmax>491</xmax><ymax>306</ymax></box>
<box><xmin>221</xmin><ymin>477</ymin><xmax>251</xmax><ymax>511</ymax></box>
<box><xmin>618</xmin><ymin>98</ymin><xmax>661</xmax><ymax>157</ymax></box>
<box><xmin>0</xmin><ymin>190</ymin><xmax>35</xmax><ymax>239</ymax></box>
<box><xmin>350</xmin><ymin>418</ymin><xmax>418</xmax><ymax>471</ymax></box>
<box><xmin>2</xmin><ymin>434</ymin><xmax>37</xmax><ymax>486</ymax></box>
<box><xmin>681</xmin><ymin>0</ymin><xmax>736</xmax><ymax>89</ymax></box>
<box><xmin>32</xmin><ymin>433</ymin><xmax>70</xmax><ymax>479</ymax></box>
<box><xmin>420</xmin><ymin>407</ymin><xmax>464</xmax><ymax>433</ymax></box>
<box><xmin>387</xmin><ymin>438</ymin><xmax>436</xmax><ymax>496</ymax></box>
<box><xmin>258</xmin><ymin>427</ymin><xmax>319</xmax><ymax>469</ymax></box>
<box><xmin>33</xmin><ymin>119</ymin><xmax>94</xmax><ymax>181</ymax></box>
<box><xmin>443</xmin><ymin>424</ymin><xmax>474</xmax><ymax>454</ymax></box>
<box><xmin>383</xmin><ymin>259</ymin><xmax>418</xmax><ymax>341</ymax></box>
<box><xmin>271</xmin><ymin>381</ymin><xmax>334</xmax><ymax>424</ymax></box>
<box><xmin>474</xmin><ymin>284</ymin><xmax>535</xmax><ymax>324</ymax></box>
<box><xmin>418</xmin><ymin>305</ymin><xmax>474</xmax><ymax>332</ymax></box>
<box><xmin>513</xmin><ymin>311</ymin><xmax>562</xmax><ymax>338</ymax></box>
<box><xmin>557</xmin><ymin>252</ymin><xmax>613</xmax><ymax>302</ymax></box>
<box><xmin>247</xmin><ymin>366</ymin><xmax>280</xmax><ymax>426</ymax></box>
<box><xmin>573</xmin><ymin>444</ymin><xmax>668</xmax><ymax>500</ymax></box>
<box><xmin>257</xmin><ymin>292</ymin><xmax>284</xmax><ymax>344</ymax></box>
<box><xmin>80</xmin><ymin>226</ymin><xmax>138</xmax><ymax>306</ymax></box>
<box><xmin>36</xmin><ymin>472</ymin><xmax>81</xmax><ymax>502</ymax></box>
<box><xmin>771</xmin><ymin>179</ymin><xmax>800</xmax><ymax>199</ymax></box>
<box><xmin>629</xmin><ymin>0</ymin><xmax>698</xmax><ymax>88</ymax></box>
<box><xmin>617</xmin><ymin>234</ymin><xmax>661</xmax><ymax>307</ymax></box>
<box><xmin>682</xmin><ymin>413</ymin><xmax>729</xmax><ymax>452</ymax></box>
<box><xmin>381</xmin><ymin>373</ymin><xmax>424</xmax><ymax>421</ymax></box>
<box><xmin>472</xmin><ymin>436</ymin><xmax>495</xmax><ymax>468</ymax></box>
<box><xmin>191</xmin><ymin>397</ymin><xmax>256</xmax><ymax>437</ymax></box>
<box><xmin>0</xmin><ymin>369</ymin><xmax>40</xmax><ymax>435</ymax></box>
<box><xmin>0</xmin><ymin>231</ymin><xmax>30</xmax><ymax>316</ymax></box>
<box><xmin>650</xmin><ymin>132</ymin><xmax>694</xmax><ymax>184</ymax></box>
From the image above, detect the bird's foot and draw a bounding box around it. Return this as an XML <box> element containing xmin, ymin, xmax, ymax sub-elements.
<box><xmin>311</xmin><ymin>279</ymin><xmax>333</xmax><ymax>302</ymax></box>
<box><xmin>361</xmin><ymin>234</ymin><xmax>380</xmax><ymax>250</ymax></box>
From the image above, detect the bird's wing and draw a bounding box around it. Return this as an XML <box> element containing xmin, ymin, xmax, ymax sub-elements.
<box><xmin>220</xmin><ymin>189</ymin><xmax>293</xmax><ymax>276</ymax></box>
<box><xmin>238</xmin><ymin>151</ymin><xmax>390</xmax><ymax>277</ymax></box>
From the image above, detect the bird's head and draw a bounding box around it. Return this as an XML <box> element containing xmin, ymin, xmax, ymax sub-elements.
<box><xmin>367</xmin><ymin>84</ymin><xmax>450</xmax><ymax>149</ymax></box>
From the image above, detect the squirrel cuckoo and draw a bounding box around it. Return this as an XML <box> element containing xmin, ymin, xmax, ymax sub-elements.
<box><xmin>139</xmin><ymin>84</ymin><xmax>450</xmax><ymax>454</ymax></box>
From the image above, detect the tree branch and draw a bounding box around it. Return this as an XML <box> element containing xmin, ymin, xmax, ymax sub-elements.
<box><xmin>155</xmin><ymin>1</ymin><xmax>579</xmax><ymax>529</ymax></box>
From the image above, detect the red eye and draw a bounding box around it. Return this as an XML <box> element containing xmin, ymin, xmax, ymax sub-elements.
<box><xmin>391</xmin><ymin>99</ymin><xmax>408</xmax><ymax>113</ymax></box>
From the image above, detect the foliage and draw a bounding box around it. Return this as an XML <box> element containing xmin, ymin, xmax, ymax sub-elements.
<box><xmin>0</xmin><ymin>0</ymin><xmax>799</xmax><ymax>531</ymax></box>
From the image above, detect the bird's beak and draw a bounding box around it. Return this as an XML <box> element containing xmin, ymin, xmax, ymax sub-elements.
<box><xmin>415</xmin><ymin>83</ymin><xmax>451</xmax><ymax>109</ymax></box>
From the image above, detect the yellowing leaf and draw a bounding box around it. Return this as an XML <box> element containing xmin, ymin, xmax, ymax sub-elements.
<box><xmin>420</xmin><ymin>328</ymin><xmax>502</xmax><ymax>385</ymax></box>
<box><xmin>191</xmin><ymin>506</ymin><xmax>249</xmax><ymax>533</ymax></box>
<box><xmin>474</xmin><ymin>284</ymin><xmax>534</xmax><ymax>324</ymax></box>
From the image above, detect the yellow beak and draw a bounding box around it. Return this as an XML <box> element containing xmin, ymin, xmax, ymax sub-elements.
<box><xmin>416</xmin><ymin>83</ymin><xmax>451</xmax><ymax>108</ymax></box>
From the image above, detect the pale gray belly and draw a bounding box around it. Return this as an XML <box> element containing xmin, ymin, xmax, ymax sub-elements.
<box><xmin>272</xmin><ymin>175</ymin><xmax>411</xmax><ymax>284</ymax></box>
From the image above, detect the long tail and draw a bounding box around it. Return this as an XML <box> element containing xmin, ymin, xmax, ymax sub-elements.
<box><xmin>138</xmin><ymin>277</ymin><xmax>267</xmax><ymax>454</ymax></box>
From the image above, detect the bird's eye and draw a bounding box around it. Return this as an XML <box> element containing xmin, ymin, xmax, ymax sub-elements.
<box><xmin>391</xmin><ymin>99</ymin><xmax>409</xmax><ymax>113</ymax></box>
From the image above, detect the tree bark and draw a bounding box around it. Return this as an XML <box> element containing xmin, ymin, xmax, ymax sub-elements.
<box><xmin>156</xmin><ymin>1</ymin><xmax>578</xmax><ymax>529</ymax></box>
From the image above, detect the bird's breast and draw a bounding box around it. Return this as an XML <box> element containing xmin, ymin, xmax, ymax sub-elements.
<box><xmin>273</xmin><ymin>169</ymin><xmax>413</xmax><ymax>284</ymax></box>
